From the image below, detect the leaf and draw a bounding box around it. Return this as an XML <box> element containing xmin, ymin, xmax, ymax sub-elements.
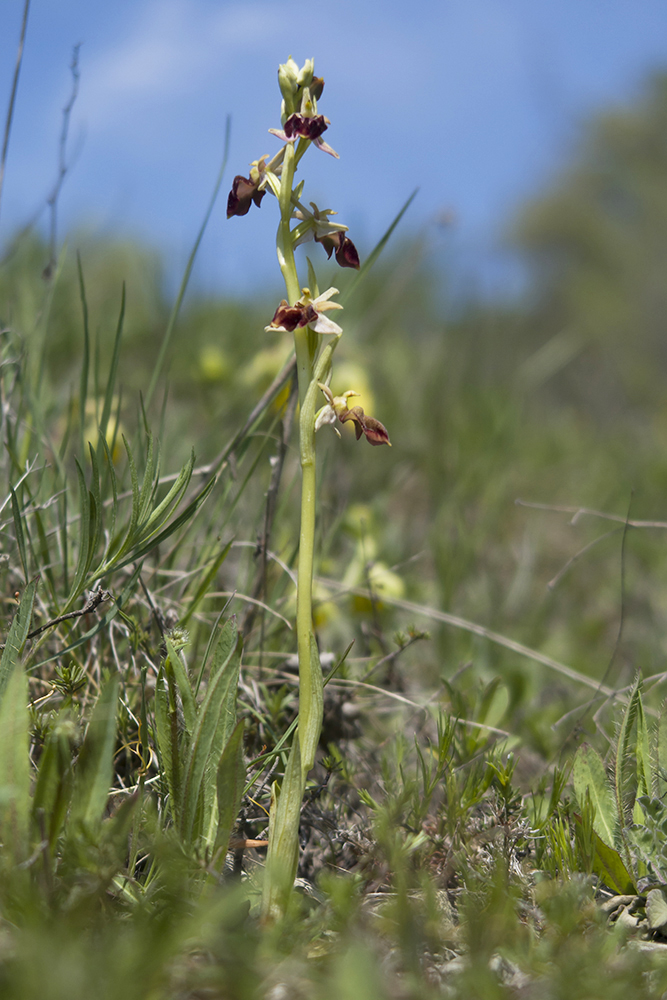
<box><xmin>32</xmin><ymin>716</ymin><xmax>75</xmax><ymax>852</ymax></box>
<box><xmin>572</xmin><ymin>743</ymin><xmax>617</xmax><ymax>847</ymax></box>
<box><xmin>10</xmin><ymin>487</ymin><xmax>28</xmax><ymax>584</ymax></box>
<box><xmin>298</xmin><ymin>632</ymin><xmax>324</xmax><ymax>775</ymax></box>
<box><xmin>615</xmin><ymin>673</ymin><xmax>642</xmax><ymax>826</ymax></box>
<box><xmin>0</xmin><ymin>578</ymin><xmax>37</xmax><ymax>702</ymax></box>
<box><xmin>262</xmin><ymin>738</ymin><xmax>304</xmax><ymax>919</ymax></box>
<box><xmin>215</xmin><ymin>720</ymin><xmax>246</xmax><ymax>859</ymax></box>
<box><xmin>588</xmin><ymin>827</ymin><xmax>635</xmax><ymax>894</ymax></box>
<box><xmin>164</xmin><ymin>639</ymin><xmax>196</xmax><ymax>737</ymax></box>
<box><xmin>153</xmin><ymin>664</ymin><xmax>180</xmax><ymax>823</ymax></box>
<box><xmin>99</xmin><ymin>282</ymin><xmax>125</xmax><ymax>443</ymax></box>
<box><xmin>636</xmin><ymin>686</ymin><xmax>652</xmax><ymax>800</ymax></box>
<box><xmin>646</xmin><ymin>888</ymin><xmax>667</xmax><ymax>930</ymax></box>
<box><xmin>179</xmin><ymin>620</ymin><xmax>241</xmax><ymax>843</ymax></box>
<box><xmin>655</xmin><ymin>700</ymin><xmax>667</xmax><ymax>800</ymax></box>
<box><xmin>69</xmin><ymin>675</ymin><xmax>119</xmax><ymax>831</ymax></box>
<box><xmin>0</xmin><ymin>665</ymin><xmax>30</xmax><ymax>864</ymax></box>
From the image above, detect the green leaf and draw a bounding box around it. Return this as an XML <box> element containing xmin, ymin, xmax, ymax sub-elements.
<box><xmin>262</xmin><ymin>737</ymin><xmax>303</xmax><ymax>919</ymax></box>
<box><xmin>164</xmin><ymin>638</ymin><xmax>196</xmax><ymax>736</ymax></box>
<box><xmin>340</xmin><ymin>187</ymin><xmax>419</xmax><ymax>306</ymax></box>
<box><xmin>180</xmin><ymin>620</ymin><xmax>241</xmax><ymax>843</ymax></box>
<box><xmin>646</xmin><ymin>888</ymin><xmax>667</xmax><ymax>930</ymax></box>
<box><xmin>32</xmin><ymin>716</ymin><xmax>75</xmax><ymax>852</ymax></box>
<box><xmin>636</xmin><ymin>686</ymin><xmax>652</xmax><ymax>800</ymax></box>
<box><xmin>615</xmin><ymin>672</ymin><xmax>642</xmax><ymax>827</ymax></box>
<box><xmin>0</xmin><ymin>578</ymin><xmax>37</xmax><ymax>701</ymax></box>
<box><xmin>572</xmin><ymin>743</ymin><xmax>617</xmax><ymax>846</ymax></box>
<box><xmin>589</xmin><ymin>827</ymin><xmax>635</xmax><ymax>894</ymax></box>
<box><xmin>298</xmin><ymin>632</ymin><xmax>324</xmax><ymax>775</ymax></box>
<box><xmin>655</xmin><ymin>700</ymin><xmax>667</xmax><ymax>799</ymax></box>
<box><xmin>99</xmin><ymin>282</ymin><xmax>125</xmax><ymax>443</ymax></box>
<box><xmin>69</xmin><ymin>675</ymin><xmax>119</xmax><ymax>831</ymax></box>
<box><xmin>0</xmin><ymin>665</ymin><xmax>30</xmax><ymax>864</ymax></box>
<box><xmin>153</xmin><ymin>663</ymin><xmax>180</xmax><ymax>822</ymax></box>
<box><xmin>180</xmin><ymin>539</ymin><xmax>233</xmax><ymax>629</ymax></box>
<box><xmin>215</xmin><ymin>719</ymin><xmax>246</xmax><ymax>859</ymax></box>
<box><xmin>10</xmin><ymin>487</ymin><xmax>28</xmax><ymax>584</ymax></box>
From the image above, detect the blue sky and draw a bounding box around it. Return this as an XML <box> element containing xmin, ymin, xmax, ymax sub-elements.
<box><xmin>2</xmin><ymin>0</ymin><xmax>667</xmax><ymax>299</ymax></box>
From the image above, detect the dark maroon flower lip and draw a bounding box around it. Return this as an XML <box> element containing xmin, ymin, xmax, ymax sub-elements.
<box><xmin>316</xmin><ymin>232</ymin><xmax>360</xmax><ymax>270</ymax></box>
<box><xmin>339</xmin><ymin>406</ymin><xmax>391</xmax><ymax>446</ymax></box>
<box><xmin>283</xmin><ymin>113</ymin><xmax>329</xmax><ymax>141</ymax></box>
<box><xmin>267</xmin><ymin>300</ymin><xmax>319</xmax><ymax>333</ymax></box>
<box><xmin>227</xmin><ymin>174</ymin><xmax>266</xmax><ymax>218</ymax></box>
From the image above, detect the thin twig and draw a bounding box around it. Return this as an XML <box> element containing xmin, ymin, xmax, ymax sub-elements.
<box><xmin>516</xmin><ymin>497</ymin><xmax>667</xmax><ymax>530</ymax></box>
<box><xmin>0</xmin><ymin>587</ymin><xmax>110</xmax><ymax>650</ymax></box>
<box><xmin>0</xmin><ymin>0</ymin><xmax>31</xmax><ymax>232</ymax></box>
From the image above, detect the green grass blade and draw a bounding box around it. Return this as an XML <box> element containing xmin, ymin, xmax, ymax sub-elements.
<box><xmin>69</xmin><ymin>674</ymin><xmax>119</xmax><ymax>831</ymax></box>
<box><xmin>61</xmin><ymin>459</ymin><xmax>92</xmax><ymax>612</ymax></box>
<box><xmin>154</xmin><ymin>664</ymin><xmax>178</xmax><ymax>820</ymax></box>
<box><xmin>0</xmin><ymin>665</ymin><xmax>30</xmax><ymax>865</ymax></box>
<box><xmin>0</xmin><ymin>578</ymin><xmax>37</xmax><ymax>701</ymax></box>
<box><xmin>99</xmin><ymin>282</ymin><xmax>126</xmax><ymax>444</ymax></box>
<box><xmin>10</xmin><ymin>487</ymin><xmax>28</xmax><ymax>584</ymax></box>
<box><xmin>180</xmin><ymin>538</ymin><xmax>233</xmax><ymax>629</ymax></box>
<box><xmin>340</xmin><ymin>187</ymin><xmax>419</xmax><ymax>306</ymax></box>
<box><xmin>145</xmin><ymin>115</ymin><xmax>231</xmax><ymax>411</ymax></box>
<box><xmin>112</xmin><ymin>472</ymin><xmax>217</xmax><ymax>571</ymax></box>
<box><xmin>32</xmin><ymin>716</ymin><xmax>74</xmax><ymax>852</ymax></box>
<box><xmin>77</xmin><ymin>251</ymin><xmax>90</xmax><ymax>460</ymax></box>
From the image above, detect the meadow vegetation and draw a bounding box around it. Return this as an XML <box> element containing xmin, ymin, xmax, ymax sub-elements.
<box><xmin>4</xmin><ymin>54</ymin><xmax>667</xmax><ymax>998</ymax></box>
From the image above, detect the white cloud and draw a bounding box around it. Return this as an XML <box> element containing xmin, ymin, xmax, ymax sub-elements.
<box><xmin>77</xmin><ymin>0</ymin><xmax>285</xmax><ymax>123</ymax></box>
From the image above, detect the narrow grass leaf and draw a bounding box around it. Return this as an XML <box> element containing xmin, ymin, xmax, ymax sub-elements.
<box><xmin>180</xmin><ymin>538</ymin><xmax>233</xmax><ymax>628</ymax></box>
<box><xmin>10</xmin><ymin>487</ymin><xmax>28</xmax><ymax>584</ymax></box>
<box><xmin>0</xmin><ymin>665</ymin><xmax>30</xmax><ymax>864</ymax></box>
<box><xmin>69</xmin><ymin>674</ymin><xmax>119</xmax><ymax>830</ymax></box>
<box><xmin>0</xmin><ymin>578</ymin><xmax>37</xmax><ymax>701</ymax></box>
<box><xmin>32</xmin><ymin>718</ymin><xmax>74</xmax><ymax>851</ymax></box>
<box><xmin>99</xmin><ymin>282</ymin><xmax>125</xmax><ymax>441</ymax></box>
<box><xmin>572</xmin><ymin>744</ymin><xmax>617</xmax><ymax>846</ymax></box>
<box><xmin>340</xmin><ymin>187</ymin><xmax>419</xmax><ymax>305</ymax></box>
<box><xmin>76</xmin><ymin>252</ymin><xmax>90</xmax><ymax>460</ymax></box>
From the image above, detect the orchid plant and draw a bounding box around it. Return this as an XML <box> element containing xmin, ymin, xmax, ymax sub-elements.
<box><xmin>227</xmin><ymin>56</ymin><xmax>390</xmax><ymax>917</ymax></box>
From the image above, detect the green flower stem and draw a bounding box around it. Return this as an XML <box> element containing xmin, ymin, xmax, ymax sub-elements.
<box><xmin>276</xmin><ymin>138</ymin><xmax>323</xmax><ymax>770</ymax></box>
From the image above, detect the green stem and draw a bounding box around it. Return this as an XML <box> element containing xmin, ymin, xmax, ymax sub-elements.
<box><xmin>276</xmin><ymin>138</ymin><xmax>321</xmax><ymax>770</ymax></box>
